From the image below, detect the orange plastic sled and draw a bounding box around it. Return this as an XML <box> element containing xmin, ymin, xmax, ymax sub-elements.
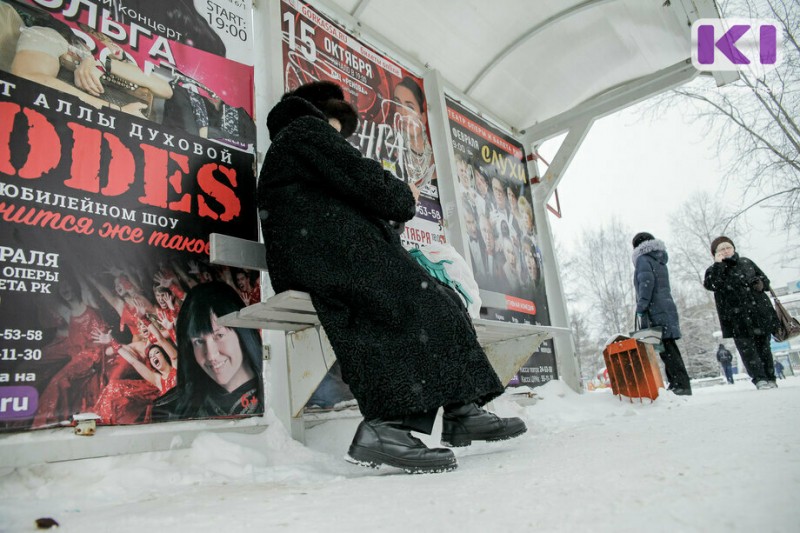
<box><xmin>602</xmin><ymin>336</ymin><xmax>665</xmax><ymax>402</ymax></box>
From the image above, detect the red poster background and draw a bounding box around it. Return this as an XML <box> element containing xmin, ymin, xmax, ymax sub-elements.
<box><xmin>0</xmin><ymin>0</ymin><xmax>261</xmax><ymax>430</ymax></box>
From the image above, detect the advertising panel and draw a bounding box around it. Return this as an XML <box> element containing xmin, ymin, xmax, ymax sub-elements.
<box><xmin>279</xmin><ymin>0</ymin><xmax>451</xmax><ymax>409</ymax></box>
<box><xmin>280</xmin><ymin>0</ymin><xmax>444</xmax><ymax>250</ymax></box>
<box><xmin>0</xmin><ymin>0</ymin><xmax>261</xmax><ymax>430</ymax></box>
<box><xmin>445</xmin><ymin>96</ymin><xmax>557</xmax><ymax>386</ymax></box>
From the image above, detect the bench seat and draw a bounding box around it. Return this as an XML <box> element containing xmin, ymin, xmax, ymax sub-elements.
<box><xmin>210</xmin><ymin>233</ymin><xmax>567</xmax><ymax>442</ymax></box>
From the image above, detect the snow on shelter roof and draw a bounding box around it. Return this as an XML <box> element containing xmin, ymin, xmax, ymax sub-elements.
<box><xmin>315</xmin><ymin>0</ymin><xmax>722</xmax><ymax>135</ymax></box>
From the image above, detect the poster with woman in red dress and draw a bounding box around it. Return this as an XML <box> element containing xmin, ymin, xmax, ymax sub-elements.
<box><xmin>0</xmin><ymin>0</ymin><xmax>262</xmax><ymax>430</ymax></box>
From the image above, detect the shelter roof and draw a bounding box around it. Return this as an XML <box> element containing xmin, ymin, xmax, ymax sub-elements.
<box><xmin>320</xmin><ymin>0</ymin><xmax>721</xmax><ymax>133</ymax></box>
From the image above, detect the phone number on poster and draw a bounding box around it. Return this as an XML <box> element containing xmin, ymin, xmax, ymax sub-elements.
<box><xmin>416</xmin><ymin>204</ymin><xmax>441</xmax><ymax>221</ymax></box>
<box><xmin>0</xmin><ymin>329</ymin><xmax>43</xmax><ymax>341</ymax></box>
<box><xmin>1</xmin><ymin>348</ymin><xmax>42</xmax><ymax>361</ymax></box>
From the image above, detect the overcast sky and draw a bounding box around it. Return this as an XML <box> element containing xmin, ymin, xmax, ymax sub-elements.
<box><xmin>540</xmin><ymin>97</ymin><xmax>799</xmax><ymax>292</ymax></box>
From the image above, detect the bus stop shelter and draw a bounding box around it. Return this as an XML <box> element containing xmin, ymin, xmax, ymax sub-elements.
<box><xmin>0</xmin><ymin>0</ymin><xmax>727</xmax><ymax>464</ymax></box>
<box><xmin>251</xmin><ymin>0</ymin><xmax>727</xmax><ymax>392</ymax></box>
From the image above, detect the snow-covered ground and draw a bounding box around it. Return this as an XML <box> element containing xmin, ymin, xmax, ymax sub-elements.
<box><xmin>2</xmin><ymin>377</ymin><xmax>799</xmax><ymax>533</ymax></box>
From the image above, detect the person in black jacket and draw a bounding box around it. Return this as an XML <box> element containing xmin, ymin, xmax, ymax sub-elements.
<box><xmin>256</xmin><ymin>81</ymin><xmax>525</xmax><ymax>474</ymax></box>
<box><xmin>774</xmin><ymin>359</ymin><xmax>786</xmax><ymax>379</ymax></box>
<box><xmin>704</xmin><ymin>236</ymin><xmax>779</xmax><ymax>390</ymax></box>
<box><xmin>632</xmin><ymin>232</ymin><xmax>692</xmax><ymax>395</ymax></box>
<box><xmin>716</xmin><ymin>344</ymin><xmax>735</xmax><ymax>384</ymax></box>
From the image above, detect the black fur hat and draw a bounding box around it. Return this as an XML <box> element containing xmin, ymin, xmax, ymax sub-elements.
<box><xmin>632</xmin><ymin>232</ymin><xmax>655</xmax><ymax>249</ymax></box>
<box><xmin>287</xmin><ymin>80</ymin><xmax>345</xmax><ymax>104</ymax></box>
<box><xmin>284</xmin><ymin>81</ymin><xmax>358</xmax><ymax>137</ymax></box>
<box><xmin>266</xmin><ymin>96</ymin><xmax>325</xmax><ymax>140</ymax></box>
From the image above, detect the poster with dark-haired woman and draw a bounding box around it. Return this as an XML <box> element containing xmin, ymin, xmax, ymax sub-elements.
<box><xmin>0</xmin><ymin>0</ymin><xmax>261</xmax><ymax>431</ymax></box>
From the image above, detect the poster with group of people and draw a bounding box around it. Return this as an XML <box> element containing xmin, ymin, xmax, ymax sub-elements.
<box><xmin>446</xmin><ymin>97</ymin><xmax>557</xmax><ymax>387</ymax></box>
<box><xmin>0</xmin><ymin>0</ymin><xmax>263</xmax><ymax>431</ymax></box>
<box><xmin>280</xmin><ymin>0</ymin><xmax>444</xmax><ymax>250</ymax></box>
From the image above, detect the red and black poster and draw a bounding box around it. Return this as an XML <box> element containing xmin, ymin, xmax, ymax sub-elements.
<box><xmin>0</xmin><ymin>0</ymin><xmax>262</xmax><ymax>430</ymax></box>
<box><xmin>280</xmin><ymin>0</ymin><xmax>448</xmax><ymax>410</ymax></box>
<box><xmin>446</xmin><ymin>96</ymin><xmax>556</xmax><ymax>387</ymax></box>
<box><xmin>280</xmin><ymin>0</ymin><xmax>444</xmax><ymax>250</ymax></box>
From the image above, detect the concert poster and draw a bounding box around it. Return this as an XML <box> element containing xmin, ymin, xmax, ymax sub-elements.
<box><xmin>0</xmin><ymin>0</ymin><xmax>263</xmax><ymax>430</ymax></box>
<box><xmin>446</xmin><ymin>96</ymin><xmax>557</xmax><ymax>386</ymax></box>
<box><xmin>281</xmin><ymin>0</ymin><xmax>444</xmax><ymax>250</ymax></box>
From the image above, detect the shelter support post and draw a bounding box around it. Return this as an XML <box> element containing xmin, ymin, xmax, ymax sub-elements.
<box><xmin>527</xmin><ymin>120</ymin><xmax>593</xmax><ymax>393</ymax></box>
<box><xmin>536</xmin><ymin>119</ymin><xmax>594</xmax><ymax>200</ymax></box>
<box><xmin>252</xmin><ymin>0</ymin><xmax>297</xmax><ymax>440</ymax></box>
<box><xmin>521</xmin><ymin>60</ymin><xmax>699</xmax><ymax>147</ymax></box>
<box><xmin>254</xmin><ymin>0</ymin><xmax>288</xmax><ymax>166</ymax></box>
<box><xmin>422</xmin><ymin>69</ymin><xmax>473</xmax><ymax>267</ymax></box>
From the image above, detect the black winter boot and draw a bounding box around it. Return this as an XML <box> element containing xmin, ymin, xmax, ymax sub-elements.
<box><xmin>441</xmin><ymin>403</ymin><xmax>527</xmax><ymax>447</ymax></box>
<box><xmin>346</xmin><ymin>419</ymin><xmax>457</xmax><ymax>474</ymax></box>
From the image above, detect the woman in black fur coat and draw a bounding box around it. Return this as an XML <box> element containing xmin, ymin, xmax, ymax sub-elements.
<box><xmin>257</xmin><ymin>81</ymin><xmax>525</xmax><ymax>473</ymax></box>
<box><xmin>704</xmin><ymin>236</ymin><xmax>779</xmax><ymax>389</ymax></box>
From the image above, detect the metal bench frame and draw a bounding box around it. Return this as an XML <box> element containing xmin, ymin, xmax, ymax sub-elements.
<box><xmin>210</xmin><ymin>233</ymin><xmax>567</xmax><ymax>442</ymax></box>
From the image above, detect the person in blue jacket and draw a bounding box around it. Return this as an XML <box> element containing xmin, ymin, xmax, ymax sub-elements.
<box><xmin>774</xmin><ymin>360</ymin><xmax>786</xmax><ymax>379</ymax></box>
<box><xmin>632</xmin><ymin>232</ymin><xmax>692</xmax><ymax>395</ymax></box>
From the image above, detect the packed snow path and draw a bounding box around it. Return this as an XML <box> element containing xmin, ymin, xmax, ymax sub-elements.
<box><xmin>2</xmin><ymin>377</ymin><xmax>798</xmax><ymax>532</ymax></box>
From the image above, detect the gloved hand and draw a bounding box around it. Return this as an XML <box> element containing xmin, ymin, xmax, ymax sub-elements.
<box><xmin>751</xmin><ymin>278</ymin><xmax>765</xmax><ymax>292</ymax></box>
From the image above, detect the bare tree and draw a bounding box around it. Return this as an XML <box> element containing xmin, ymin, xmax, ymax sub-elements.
<box><xmin>552</xmin><ymin>237</ymin><xmax>605</xmax><ymax>386</ymax></box>
<box><xmin>569</xmin><ymin>309</ymin><xmax>604</xmax><ymax>384</ymax></box>
<box><xmin>668</xmin><ymin>190</ymin><xmax>742</xmax><ymax>287</ymax></box>
<box><xmin>671</xmin><ymin>286</ymin><xmax>724</xmax><ymax>378</ymax></box>
<box><xmin>668</xmin><ymin>0</ymin><xmax>800</xmax><ymax>229</ymax></box>
<box><xmin>666</xmin><ymin>192</ymin><xmax>742</xmax><ymax>377</ymax></box>
<box><xmin>552</xmin><ymin>236</ymin><xmax>581</xmax><ymax>305</ymax></box>
<box><xmin>570</xmin><ymin>217</ymin><xmax>636</xmax><ymax>338</ymax></box>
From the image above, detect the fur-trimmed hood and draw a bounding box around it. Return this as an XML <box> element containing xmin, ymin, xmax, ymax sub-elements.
<box><xmin>632</xmin><ymin>237</ymin><xmax>680</xmax><ymax>339</ymax></box>
<box><xmin>266</xmin><ymin>96</ymin><xmax>328</xmax><ymax>140</ymax></box>
<box><xmin>632</xmin><ymin>238</ymin><xmax>668</xmax><ymax>265</ymax></box>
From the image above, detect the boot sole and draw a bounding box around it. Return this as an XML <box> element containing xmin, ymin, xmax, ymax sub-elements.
<box><xmin>441</xmin><ymin>426</ymin><xmax>527</xmax><ymax>448</ymax></box>
<box><xmin>345</xmin><ymin>446</ymin><xmax>457</xmax><ymax>474</ymax></box>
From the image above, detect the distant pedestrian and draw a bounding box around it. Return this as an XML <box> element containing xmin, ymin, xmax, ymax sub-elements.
<box><xmin>716</xmin><ymin>344</ymin><xmax>735</xmax><ymax>384</ymax></box>
<box><xmin>632</xmin><ymin>232</ymin><xmax>692</xmax><ymax>395</ymax></box>
<box><xmin>704</xmin><ymin>236</ymin><xmax>779</xmax><ymax>390</ymax></box>
<box><xmin>774</xmin><ymin>360</ymin><xmax>786</xmax><ymax>380</ymax></box>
